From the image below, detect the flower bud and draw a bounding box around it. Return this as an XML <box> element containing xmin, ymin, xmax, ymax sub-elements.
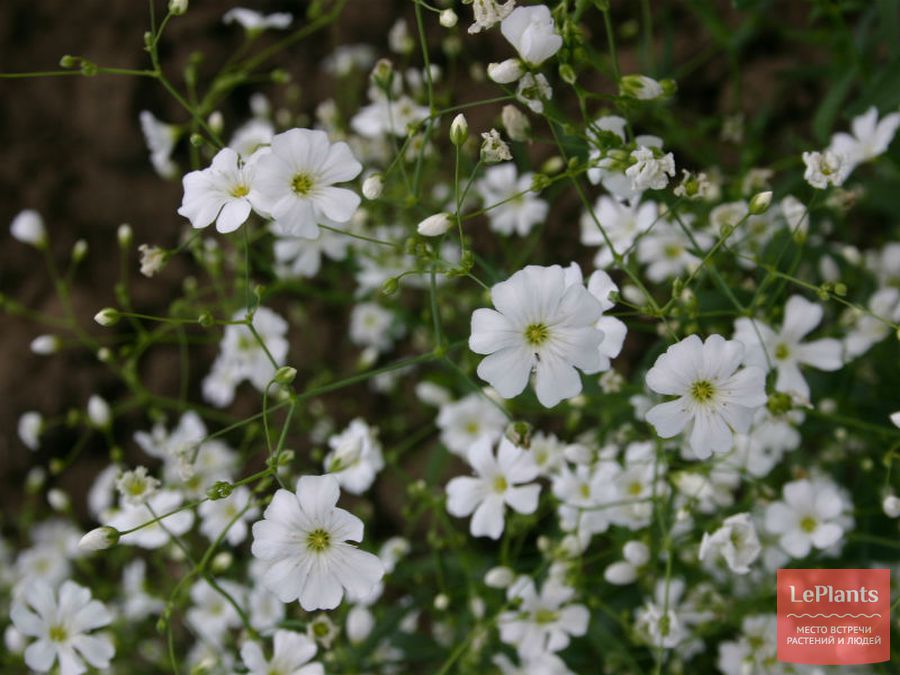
<box><xmin>30</xmin><ymin>334</ymin><xmax>60</xmax><ymax>355</ymax></box>
<box><xmin>94</xmin><ymin>307</ymin><xmax>120</xmax><ymax>327</ymax></box>
<box><xmin>619</xmin><ymin>74</ymin><xmax>664</xmax><ymax>100</ymax></box>
<box><xmin>71</xmin><ymin>239</ymin><xmax>88</xmax><ymax>263</ymax></box>
<box><xmin>439</xmin><ymin>9</ymin><xmax>458</xmax><ymax>28</ymax></box>
<box><xmin>10</xmin><ymin>210</ymin><xmax>47</xmax><ymax>248</ymax></box>
<box><xmin>274</xmin><ymin>366</ymin><xmax>297</xmax><ymax>385</ymax></box>
<box><xmin>47</xmin><ymin>488</ymin><xmax>70</xmax><ymax>512</ymax></box>
<box><xmin>168</xmin><ymin>0</ymin><xmax>188</xmax><ymax>16</ymax></box>
<box><xmin>623</xmin><ymin>540</ymin><xmax>650</xmax><ymax>566</ymax></box>
<box><xmin>433</xmin><ymin>593</ymin><xmax>450</xmax><ymax>610</ymax></box>
<box><xmin>748</xmin><ymin>190</ymin><xmax>773</xmax><ymax>215</ymax></box>
<box><xmin>371</xmin><ymin>58</ymin><xmax>394</xmax><ymax>90</ymax></box>
<box><xmin>449</xmin><ymin>113</ymin><xmax>469</xmax><ymax>146</ymax></box>
<box><xmin>362</xmin><ymin>173</ymin><xmax>384</xmax><ymax>200</ymax></box>
<box><xmin>79</xmin><ymin>526</ymin><xmax>120</xmax><ymax>552</ymax></box>
<box><xmin>207</xmin><ymin>481</ymin><xmax>233</xmax><ymax>500</ymax></box>
<box><xmin>117</xmin><ymin>223</ymin><xmax>133</xmax><ymax>248</ymax></box>
<box><xmin>417</xmin><ymin>213</ymin><xmax>453</xmax><ymax>237</ymax></box>
<box><xmin>501</xmin><ymin>105</ymin><xmax>530</xmax><ymax>142</ymax></box>
<box><xmin>487</xmin><ymin>59</ymin><xmax>524</xmax><ymax>84</ymax></box>
<box><xmin>484</xmin><ymin>566</ymin><xmax>514</xmax><ymax>588</ymax></box>
<box><xmin>604</xmin><ymin>561</ymin><xmax>637</xmax><ymax>585</ymax></box>
<box><xmin>87</xmin><ymin>395</ymin><xmax>112</xmax><ymax>429</ymax></box>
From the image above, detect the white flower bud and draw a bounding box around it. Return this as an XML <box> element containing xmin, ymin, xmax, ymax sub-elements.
<box><xmin>417</xmin><ymin>212</ymin><xmax>453</xmax><ymax>237</ymax></box>
<box><xmin>78</xmin><ymin>526</ymin><xmax>120</xmax><ymax>552</ymax></box>
<box><xmin>117</xmin><ymin>223</ymin><xmax>133</xmax><ymax>247</ymax></box>
<box><xmin>433</xmin><ymin>593</ymin><xmax>450</xmax><ymax>610</ymax></box>
<box><xmin>748</xmin><ymin>190</ymin><xmax>773</xmax><ymax>215</ymax></box>
<box><xmin>623</xmin><ymin>540</ymin><xmax>650</xmax><ymax>566</ymax></box>
<box><xmin>891</xmin><ymin>411</ymin><xmax>900</xmax><ymax>428</ymax></box>
<box><xmin>619</xmin><ymin>74</ymin><xmax>664</xmax><ymax>100</ymax></box>
<box><xmin>362</xmin><ymin>173</ymin><xmax>384</xmax><ymax>200</ymax></box>
<box><xmin>211</xmin><ymin>551</ymin><xmax>233</xmax><ymax>573</ymax></box>
<box><xmin>487</xmin><ymin>58</ymin><xmax>524</xmax><ymax>84</ymax></box>
<box><xmin>346</xmin><ymin>605</ymin><xmax>375</xmax><ymax>644</ymax></box>
<box><xmin>168</xmin><ymin>0</ymin><xmax>188</xmax><ymax>16</ymax></box>
<box><xmin>207</xmin><ymin>111</ymin><xmax>224</xmax><ymax>134</ymax></box>
<box><xmin>87</xmin><ymin>395</ymin><xmax>112</xmax><ymax>428</ymax></box>
<box><xmin>71</xmin><ymin>239</ymin><xmax>88</xmax><ymax>263</ymax></box>
<box><xmin>26</xmin><ymin>467</ymin><xmax>46</xmax><ymax>492</ymax></box>
<box><xmin>484</xmin><ymin>566</ymin><xmax>514</xmax><ymax>588</ymax></box>
<box><xmin>883</xmin><ymin>495</ymin><xmax>900</xmax><ymax>518</ymax></box>
<box><xmin>47</xmin><ymin>488</ymin><xmax>70</xmax><ymax>512</ymax></box>
<box><xmin>10</xmin><ymin>209</ymin><xmax>47</xmax><ymax>248</ymax></box>
<box><xmin>30</xmin><ymin>334</ymin><xmax>60</xmax><ymax>355</ymax></box>
<box><xmin>439</xmin><ymin>9</ymin><xmax>458</xmax><ymax>28</ymax></box>
<box><xmin>4</xmin><ymin>625</ymin><xmax>26</xmax><ymax>654</ymax></box>
<box><xmin>604</xmin><ymin>561</ymin><xmax>637</xmax><ymax>585</ymax></box>
<box><xmin>94</xmin><ymin>307</ymin><xmax>120</xmax><ymax>326</ymax></box>
<box><xmin>18</xmin><ymin>411</ymin><xmax>43</xmax><ymax>450</ymax></box>
<box><xmin>449</xmin><ymin>113</ymin><xmax>469</xmax><ymax>146</ymax></box>
<box><xmin>501</xmin><ymin>104</ymin><xmax>530</xmax><ymax>142</ymax></box>
<box><xmin>563</xmin><ymin>443</ymin><xmax>592</xmax><ymax>464</ymax></box>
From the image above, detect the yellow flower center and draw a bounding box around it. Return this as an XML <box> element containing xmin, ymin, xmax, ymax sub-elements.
<box><xmin>774</xmin><ymin>343</ymin><xmax>790</xmax><ymax>360</ymax></box>
<box><xmin>534</xmin><ymin>608</ymin><xmax>559</xmax><ymax>625</ymax></box>
<box><xmin>800</xmin><ymin>516</ymin><xmax>817</xmax><ymax>533</ymax></box>
<box><xmin>493</xmin><ymin>476</ymin><xmax>508</xmax><ymax>493</ymax></box>
<box><xmin>49</xmin><ymin>624</ymin><xmax>68</xmax><ymax>643</ymax></box>
<box><xmin>291</xmin><ymin>172</ymin><xmax>315</xmax><ymax>196</ymax></box>
<box><xmin>307</xmin><ymin>528</ymin><xmax>331</xmax><ymax>552</ymax></box>
<box><xmin>230</xmin><ymin>184</ymin><xmax>250</xmax><ymax>198</ymax></box>
<box><xmin>524</xmin><ymin>323</ymin><xmax>550</xmax><ymax>346</ymax></box>
<box><xmin>689</xmin><ymin>379</ymin><xmax>716</xmax><ymax>403</ymax></box>
<box><xmin>628</xmin><ymin>481</ymin><xmax>643</xmax><ymax>496</ymax></box>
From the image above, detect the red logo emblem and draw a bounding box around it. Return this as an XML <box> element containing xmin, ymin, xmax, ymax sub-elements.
<box><xmin>777</xmin><ymin>568</ymin><xmax>889</xmax><ymax>665</ymax></box>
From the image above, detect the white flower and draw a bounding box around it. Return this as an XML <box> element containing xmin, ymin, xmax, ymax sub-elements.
<box><xmin>829</xmin><ymin>105</ymin><xmax>900</xmax><ymax>172</ymax></box>
<box><xmin>802</xmin><ymin>149</ymin><xmax>845</xmax><ymax>189</ymax></box>
<box><xmin>272</xmin><ymin>222</ymin><xmax>350</xmax><ymax>279</ymax></box>
<box><xmin>250</xmin><ymin>474</ymin><xmax>384</xmax><ymax>611</ymax></box>
<box><xmin>480</xmin><ymin>129</ymin><xmax>513</xmax><ymax>163</ymax></box>
<box><xmin>178</xmin><ymin>147</ymin><xmax>259</xmax><ymax>234</ymax></box>
<box><xmin>203</xmin><ymin>307</ymin><xmax>289</xmax><ymax>407</ymax></box>
<box><xmin>698</xmin><ymin>513</ymin><xmax>761</xmax><ymax>574</ymax></box>
<box><xmin>626</xmin><ymin>146</ymin><xmax>675</xmax><ymax>191</ymax></box>
<box><xmin>844</xmin><ymin>287</ymin><xmax>900</xmax><ymax>359</ymax></box>
<box><xmin>139</xmin><ymin>110</ymin><xmax>178</xmax><ymax>179</ymax></box>
<box><xmin>137</xmin><ymin>244</ymin><xmax>166</xmax><ymax>277</ymax></box>
<box><xmin>717</xmin><ymin>614</ymin><xmax>778</xmax><ymax>675</ymax></box>
<box><xmin>468</xmin><ymin>0</ymin><xmax>516</xmax><ymax>34</ymax></box>
<box><xmin>349</xmin><ymin>303</ymin><xmax>396</xmax><ymax>353</ymax></box>
<box><xmin>351</xmin><ymin>93</ymin><xmax>429</xmax><ymax>139</ymax></box>
<box><xmin>500</xmin><ymin>5</ymin><xmax>563</xmax><ymax>66</ymax></box>
<box><xmin>18</xmin><ymin>411</ymin><xmax>43</xmax><ymax>450</ymax></box>
<box><xmin>733</xmin><ymin>295</ymin><xmax>843</xmax><ymax>401</ymax></box>
<box><xmin>475</xmin><ymin>164</ymin><xmax>548</xmax><ymax>236</ymax></box>
<box><xmin>569</xmin><ymin>264</ymin><xmax>628</xmax><ymax>371</ymax></box>
<box><xmin>498</xmin><ymin>577</ymin><xmax>589</xmax><ymax>659</ymax></box>
<box><xmin>229</xmin><ymin>118</ymin><xmax>275</xmax><ymax>157</ymax></box>
<box><xmin>644</xmin><ymin>334</ymin><xmax>767</xmax><ymax>459</ymax></box>
<box><xmin>222</xmin><ymin>8</ymin><xmax>292</xmax><ymax>32</ymax></box>
<box><xmin>240</xmin><ymin>630</ymin><xmax>323</xmax><ymax>675</ymax></box>
<box><xmin>120</xmin><ymin>559</ymin><xmax>164</xmax><ymax>621</ymax></box>
<box><xmin>469</xmin><ymin>264</ymin><xmax>605</xmax><ymax>407</ymax></box>
<box><xmin>186</xmin><ymin>578</ymin><xmax>246</xmax><ymax>646</ymax></box>
<box><xmin>436</xmin><ymin>392</ymin><xmax>507</xmax><ymax>456</ymax></box>
<box><xmin>11</xmin><ymin>209</ymin><xmax>47</xmax><ymax>248</ymax></box>
<box><xmin>106</xmin><ymin>490</ymin><xmax>195</xmax><ymax>549</ymax></box>
<box><xmin>324</xmin><ymin>418</ymin><xmax>385</xmax><ymax>495</ymax></box>
<box><xmin>502</xmin><ymin>104</ymin><xmax>531</xmax><ymax>141</ymax></box>
<box><xmin>115</xmin><ymin>466</ymin><xmax>160</xmax><ymax>506</ymax></box>
<box><xmin>515</xmin><ymin>72</ymin><xmax>552</xmax><ymax>113</ymax></box>
<box><xmin>253</xmin><ymin>129</ymin><xmax>362</xmax><ymax>238</ymax></box>
<box><xmin>637</xmin><ymin>221</ymin><xmax>711</xmax><ymax>283</ymax></box>
<box><xmin>11</xmin><ymin>579</ymin><xmax>115</xmax><ymax>674</ymax></box>
<box><xmin>199</xmin><ymin>486</ymin><xmax>259</xmax><ymax>545</ymax></box>
<box><xmin>580</xmin><ymin>197</ymin><xmax>656</xmax><ymax>267</ymax></box>
<box><xmin>487</xmin><ymin>58</ymin><xmax>525</xmax><ymax>84</ymax></box>
<box><xmin>764</xmin><ymin>478</ymin><xmax>849</xmax><ymax>558</ymax></box>
<box><xmin>445</xmin><ymin>436</ymin><xmax>540</xmax><ymax>539</ymax></box>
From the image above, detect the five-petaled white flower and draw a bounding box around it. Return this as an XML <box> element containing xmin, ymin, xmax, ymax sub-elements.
<box><xmin>475</xmin><ymin>163</ymin><xmax>548</xmax><ymax>237</ymax></box>
<box><xmin>11</xmin><ymin>579</ymin><xmax>115</xmax><ymax>675</ymax></box>
<box><xmin>469</xmin><ymin>264</ymin><xmax>605</xmax><ymax>407</ymax></box>
<box><xmin>250</xmin><ymin>474</ymin><xmax>384</xmax><ymax>611</ymax></box>
<box><xmin>829</xmin><ymin>105</ymin><xmax>900</xmax><ymax>174</ymax></box>
<box><xmin>764</xmin><ymin>478</ymin><xmax>849</xmax><ymax>559</ymax></box>
<box><xmin>178</xmin><ymin>147</ymin><xmax>260</xmax><ymax>234</ymax></box>
<box><xmin>446</xmin><ymin>436</ymin><xmax>541</xmax><ymax>539</ymax></box>
<box><xmin>240</xmin><ymin>629</ymin><xmax>323</xmax><ymax>675</ymax></box>
<box><xmin>644</xmin><ymin>334</ymin><xmax>767</xmax><ymax>459</ymax></box>
<box><xmin>253</xmin><ymin>129</ymin><xmax>362</xmax><ymax>239</ymax></box>
<box><xmin>733</xmin><ymin>294</ymin><xmax>843</xmax><ymax>401</ymax></box>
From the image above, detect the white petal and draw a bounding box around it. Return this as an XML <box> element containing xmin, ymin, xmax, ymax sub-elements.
<box><xmin>811</xmin><ymin>523</ymin><xmax>843</xmax><ymax>549</ymax></box>
<box><xmin>781</xmin><ymin>295</ymin><xmax>823</xmax><ymax>341</ymax></box>
<box><xmin>476</xmin><ymin>346</ymin><xmax>533</xmax><ymax>399</ymax></box>
<box><xmin>794</xmin><ymin>338</ymin><xmax>843</xmax><ymax>371</ymax></box>
<box><xmin>314</xmin><ymin>186</ymin><xmax>360</xmax><ymax>223</ymax></box>
<box><xmin>504</xmin><ymin>484</ymin><xmax>540</xmax><ymax>514</ymax></box>
<box><xmin>533</xmin><ymin>352</ymin><xmax>582</xmax><ymax>407</ymax></box>
<box><xmin>470</xmin><ymin>494</ymin><xmax>506</xmax><ymax>539</ymax></box>
<box><xmin>645</xmin><ymin>399</ymin><xmax>690</xmax><ymax>438</ymax></box>
<box><xmin>215</xmin><ymin>199</ymin><xmax>252</xmax><ymax>233</ymax></box>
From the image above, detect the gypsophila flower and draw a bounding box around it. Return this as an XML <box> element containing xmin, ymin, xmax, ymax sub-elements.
<box><xmin>10</xmin><ymin>209</ymin><xmax>47</xmax><ymax>248</ymax></box>
<box><xmin>222</xmin><ymin>8</ymin><xmax>292</xmax><ymax>33</ymax></box>
<box><xmin>515</xmin><ymin>72</ymin><xmax>552</xmax><ymax>113</ymax></box>
<box><xmin>698</xmin><ymin>512</ymin><xmax>761</xmax><ymax>574</ymax></box>
<box><xmin>445</xmin><ymin>436</ymin><xmax>540</xmax><ymax>539</ymax></box>
<box><xmin>115</xmin><ymin>466</ymin><xmax>160</xmax><ymax>506</ymax></box>
<box><xmin>436</xmin><ymin>392</ymin><xmax>508</xmax><ymax>456</ymax></box>
<box><xmin>240</xmin><ymin>630</ymin><xmax>323</xmax><ymax>675</ymax></box>
<box><xmin>829</xmin><ymin>105</ymin><xmax>900</xmax><ymax>174</ymax></box>
<box><xmin>253</xmin><ymin>128</ymin><xmax>362</xmax><ymax>238</ymax></box>
<box><xmin>802</xmin><ymin>149</ymin><xmax>846</xmax><ymax>189</ymax></box>
<box><xmin>198</xmin><ymin>486</ymin><xmax>258</xmax><ymax>545</ymax></box>
<box><xmin>251</xmin><ymin>474</ymin><xmax>384</xmax><ymax>611</ymax></box>
<box><xmin>137</xmin><ymin>244</ymin><xmax>166</xmax><ymax>277</ymax></box>
<box><xmin>469</xmin><ymin>264</ymin><xmax>605</xmax><ymax>407</ymax></box>
<box><xmin>139</xmin><ymin>110</ymin><xmax>178</xmax><ymax>179</ymax></box>
<box><xmin>475</xmin><ymin>163</ymin><xmax>548</xmax><ymax>236</ymax></box>
<box><xmin>469</xmin><ymin>0</ymin><xmax>516</xmax><ymax>34</ymax></box>
<box><xmin>18</xmin><ymin>411</ymin><xmax>43</xmax><ymax>450</ymax></box>
<box><xmin>480</xmin><ymin>129</ymin><xmax>513</xmax><ymax>163</ymax></box>
<box><xmin>500</xmin><ymin>5</ymin><xmax>563</xmax><ymax>66</ymax></box>
<box><xmin>11</xmin><ymin>580</ymin><xmax>115</xmax><ymax>674</ymax></box>
<box><xmin>178</xmin><ymin>147</ymin><xmax>260</xmax><ymax>234</ymax></box>
<box><xmin>324</xmin><ymin>418</ymin><xmax>385</xmax><ymax>495</ymax></box>
<box><xmin>765</xmin><ymin>477</ymin><xmax>851</xmax><ymax>558</ymax></box>
<box><xmin>644</xmin><ymin>334</ymin><xmax>767</xmax><ymax>459</ymax></box>
<box><xmin>626</xmin><ymin>146</ymin><xmax>676</xmax><ymax>191</ymax></box>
